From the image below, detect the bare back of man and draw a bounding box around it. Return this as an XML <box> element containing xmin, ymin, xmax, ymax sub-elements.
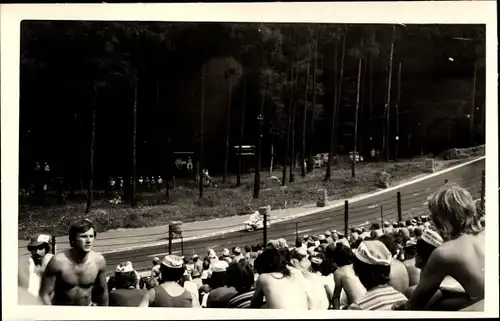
<box><xmin>302</xmin><ymin>272</ymin><xmax>330</xmax><ymax>310</ymax></box>
<box><xmin>407</xmin><ymin>231</ymin><xmax>485</xmax><ymax>310</ymax></box>
<box><xmin>40</xmin><ymin>250</ymin><xmax>107</xmax><ymax>306</ymax></box>
<box><xmin>403</xmin><ymin>258</ymin><xmax>421</xmax><ymax>286</ymax></box>
<box><xmin>252</xmin><ymin>272</ymin><xmax>308</xmax><ymax>309</ymax></box>
<box><xmin>333</xmin><ymin>265</ymin><xmax>366</xmax><ymax>309</ymax></box>
<box><xmin>442</xmin><ymin>232</ymin><xmax>485</xmax><ymax>301</ymax></box>
<box><xmin>388</xmin><ymin>259</ymin><xmax>410</xmax><ymax>294</ymax></box>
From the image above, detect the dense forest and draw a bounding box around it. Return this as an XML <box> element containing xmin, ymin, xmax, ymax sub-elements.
<box><xmin>20</xmin><ymin>22</ymin><xmax>485</xmax><ymax>195</ymax></box>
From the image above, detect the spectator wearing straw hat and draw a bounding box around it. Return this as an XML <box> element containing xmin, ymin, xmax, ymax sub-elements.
<box><xmin>220</xmin><ymin>248</ymin><xmax>233</xmax><ymax>264</ymax></box>
<box><xmin>139</xmin><ymin>255</ymin><xmax>197</xmax><ymax>308</ymax></box>
<box><xmin>348</xmin><ymin>240</ymin><xmax>408</xmax><ymax>310</ymax></box>
<box><xmin>109</xmin><ymin>262</ymin><xmax>146</xmax><ymax>306</ymax></box>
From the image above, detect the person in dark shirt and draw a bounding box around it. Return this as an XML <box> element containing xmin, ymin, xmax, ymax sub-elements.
<box><xmin>109</xmin><ymin>262</ymin><xmax>146</xmax><ymax>307</ymax></box>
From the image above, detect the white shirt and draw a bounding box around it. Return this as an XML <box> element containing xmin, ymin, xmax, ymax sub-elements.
<box><xmin>28</xmin><ymin>254</ymin><xmax>53</xmax><ymax>297</ymax></box>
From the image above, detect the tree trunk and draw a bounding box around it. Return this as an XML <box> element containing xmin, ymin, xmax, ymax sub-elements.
<box><xmin>269</xmin><ymin>140</ymin><xmax>274</xmax><ymax>175</ymax></box>
<box><xmin>352</xmin><ymin>42</ymin><xmax>363</xmax><ymax>178</ymax></box>
<box><xmin>237</xmin><ymin>76</ymin><xmax>246</xmax><ymax>187</ymax></box>
<box><xmin>85</xmin><ymin>90</ymin><xmax>97</xmax><ymax>214</ymax></box>
<box><xmin>223</xmin><ymin>71</ymin><xmax>233</xmax><ymax>184</ymax></box>
<box><xmin>254</xmin><ymin>55</ymin><xmax>267</xmax><ymax>199</ymax></box>
<box><xmin>385</xmin><ymin>25</ymin><xmax>396</xmax><ymax>162</ymax></box>
<box><xmin>332</xmin><ymin>29</ymin><xmax>347</xmax><ymax>156</ymax></box>
<box><xmin>290</xmin><ymin>101</ymin><xmax>296</xmax><ymax>183</ymax></box>
<box><xmin>301</xmin><ymin>43</ymin><xmax>312</xmax><ymax>179</ymax></box>
<box><xmin>395</xmin><ymin>62</ymin><xmax>402</xmax><ymax>160</ymax></box>
<box><xmin>369</xmin><ymin>46</ymin><xmax>374</xmax><ymax>147</ymax></box>
<box><xmin>308</xmin><ymin>30</ymin><xmax>318</xmax><ymax>174</ymax></box>
<box><xmin>199</xmin><ymin>64</ymin><xmax>205</xmax><ymax>198</ymax></box>
<box><xmin>470</xmin><ymin>59</ymin><xmax>477</xmax><ymax>146</ymax></box>
<box><xmin>283</xmin><ymin>77</ymin><xmax>292</xmax><ymax>186</ymax></box>
<box><xmin>131</xmin><ymin>77</ymin><xmax>138</xmax><ymax>207</ymax></box>
<box><xmin>325</xmin><ymin>29</ymin><xmax>340</xmax><ymax>182</ymax></box>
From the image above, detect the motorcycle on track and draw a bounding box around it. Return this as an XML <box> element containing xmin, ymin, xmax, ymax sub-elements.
<box><xmin>244</xmin><ymin>211</ymin><xmax>272</xmax><ymax>232</ymax></box>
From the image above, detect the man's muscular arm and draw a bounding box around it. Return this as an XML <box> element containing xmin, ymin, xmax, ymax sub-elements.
<box><xmin>93</xmin><ymin>254</ymin><xmax>109</xmax><ymax>306</ymax></box>
<box><xmin>406</xmin><ymin>247</ymin><xmax>449</xmax><ymax>310</ymax></box>
<box><xmin>39</xmin><ymin>255</ymin><xmax>60</xmax><ymax>305</ymax></box>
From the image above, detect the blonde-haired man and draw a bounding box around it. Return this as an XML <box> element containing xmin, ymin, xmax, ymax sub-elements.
<box><xmin>405</xmin><ymin>184</ymin><xmax>484</xmax><ymax>310</ymax></box>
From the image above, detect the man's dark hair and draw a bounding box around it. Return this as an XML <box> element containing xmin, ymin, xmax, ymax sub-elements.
<box><xmin>245</xmin><ymin>246</ymin><xmax>251</xmax><ymax>253</ymax></box>
<box><xmin>332</xmin><ymin>243</ymin><xmax>355</xmax><ymax>267</ymax></box>
<box><xmin>251</xmin><ymin>244</ymin><xmax>259</xmax><ymax>252</ymax></box>
<box><xmin>114</xmin><ymin>271</ymin><xmax>138</xmax><ymax>289</ymax></box>
<box><xmin>295</xmin><ymin>238</ymin><xmax>302</xmax><ymax>249</ymax></box>
<box><xmin>208</xmin><ymin>270</ymin><xmax>227</xmax><ymax>290</ymax></box>
<box><xmin>404</xmin><ymin>244</ymin><xmax>417</xmax><ymax>260</ymax></box>
<box><xmin>353</xmin><ymin>257</ymin><xmax>391</xmax><ymax>290</ymax></box>
<box><xmin>319</xmin><ymin>258</ymin><xmax>339</xmax><ymax>276</ymax></box>
<box><xmin>378</xmin><ymin>234</ymin><xmax>398</xmax><ymax>257</ymax></box>
<box><xmin>405</xmin><ymin>219</ymin><xmax>412</xmax><ymax>227</ymax></box>
<box><xmin>69</xmin><ymin>220</ymin><xmax>97</xmax><ymax>247</ymax></box>
<box><xmin>370</xmin><ymin>223</ymin><xmax>380</xmax><ymax>231</ymax></box>
<box><xmin>416</xmin><ymin>239</ymin><xmax>438</xmax><ymax>268</ymax></box>
<box><xmin>254</xmin><ymin>248</ymin><xmax>290</xmax><ymax>277</ymax></box>
<box><xmin>159</xmin><ymin>265</ymin><xmax>186</xmax><ymax>283</ymax></box>
<box><xmin>278</xmin><ymin>247</ymin><xmax>291</xmax><ymax>265</ymax></box>
<box><xmin>183</xmin><ymin>257</ymin><xmax>189</xmax><ymax>265</ymax></box>
<box><xmin>226</xmin><ymin>261</ymin><xmax>255</xmax><ymax>293</ymax></box>
<box><xmin>414</xmin><ymin>227</ymin><xmax>423</xmax><ymax>238</ymax></box>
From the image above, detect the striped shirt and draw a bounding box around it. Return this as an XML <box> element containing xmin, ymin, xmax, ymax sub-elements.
<box><xmin>348</xmin><ymin>285</ymin><xmax>407</xmax><ymax>311</ymax></box>
<box><xmin>226</xmin><ymin>291</ymin><xmax>266</xmax><ymax>309</ymax></box>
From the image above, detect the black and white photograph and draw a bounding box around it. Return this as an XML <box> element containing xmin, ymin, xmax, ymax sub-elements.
<box><xmin>1</xmin><ymin>1</ymin><xmax>498</xmax><ymax>319</ymax></box>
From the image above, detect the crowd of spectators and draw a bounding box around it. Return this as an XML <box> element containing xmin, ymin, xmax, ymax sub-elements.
<box><xmin>18</xmin><ymin>183</ymin><xmax>486</xmax><ymax>311</ymax></box>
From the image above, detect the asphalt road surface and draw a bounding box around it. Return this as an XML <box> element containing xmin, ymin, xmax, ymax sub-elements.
<box><xmin>103</xmin><ymin>159</ymin><xmax>484</xmax><ymax>274</ymax></box>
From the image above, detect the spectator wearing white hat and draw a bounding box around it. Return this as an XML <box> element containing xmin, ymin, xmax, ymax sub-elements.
<box><xmin>109</xmin><ymin>262</ymin><xmax>145</xmax><ymax>306</ymax></box>
<box><xmin>139</xmin><ymin>255</ymin><xmax>198</xmax><ymax>308</ymax></box>
<box><xmin>151</xmin><ymin>257</ymin><xmax>161</xmax><ymax>280</ymax></box>
<box><xmin>405</xmin><ymin>184</ymin><xmax>484</xmax><ymax>311</ymax></box>
<box><xmin>191</xmin><ymin>254</ymin><xmax>203</xmax><ymax>284</ymax></box>
<box><xmin>208</xmin><ymin>249</ymin><xmax>218</xmax><ymax>264</ymax></box>
<box><xmin>325</xmin><ymin>231</ymin><xmax>334</xmax><ymax>244</ymax></box>
<box><xmin>206</xmin><ymin>260</ymin><xmax>236</xmax><ymax>308</ymax></box>
<box><xmin>25</xmin><ymin>233</ymin><xmax>54</xmax><ymax>297</ymax></box>
<box><xmin>348</xmin><ymin>240</ymin><xmax>408</xmax><ymax>310</ymax></box>
<box><xmin>318</xmin><ymin>235</ymin><xmax>328</xmax><ymax>245</ymax></box>
<box><xmin>220</xmin><ymin>248</ymin><xmax>233</xmax><ymax>264</ymax></box>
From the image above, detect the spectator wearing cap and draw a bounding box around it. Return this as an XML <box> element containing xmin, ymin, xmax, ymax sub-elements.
<box><xmin>377</xmin><ymin>234</ymin><xmax>410</xmax><ymax>295</ymax></box>
<box><xmin>331</xmin><ymin>243</ymin><xmax>367</xmax><ymax>310</ymax></box>
<box><xmin>325</xmin><ymin>231</ymin><xmax>334</xmax><ymax>244</ymax></box>
<box><xmin>244</xmin><ymin>246</ymin><xmax>252</xmax><ymax>260</ymax></box>
<box><xmin>232</xmin><ymin>247</ymin><xmax>244</xmax><ymax>264</ymax></box>
<box><xmin>206</xmin><ymin>260</ymin><xmax>237</xmax><ymax>308</ymax></box>
<box><xmin>251</xmin><ymin>248</ymin><xmax>308</xmax><ymax>309</ymax></box>
<box><xmin>208</xmin><ymin>249</ymin><xmax>218</xmax><ymax>264</ymax></box>
<box><xmin>348</xmin><ymin>240</ymin><xmax>408</xmax><ymax>310</ymax></box>
<box><xmin>405</xmin><ymin>185</ymin><xmax>484</xmax><ymax>311</ymax></box>
<box><xmin>383</xmin><ymin>221</ymin><xmax>393</xmax><ymax>234</ymax></box>
<box><xmin>221</xmin><ymin>248</ymin><xmax>233</xmax><ymax>264</ymax></box>
<box><xmin>25</xmin><ymin>233</ymin><xmax>54</xmax><ymax>297</ymax></box>
<box><xmin>139</xmin><ymin>255</ymin><xmax>198</xmax><ymax>308</ymax></box>
<box><xmin>331</xmin><ymin>231</ymin><xmax>340</xmax><ymax>242</ymax></box>
<box><xmin>109</xmin><ymin>262</ymin><xmax>146</xmax><ymax>306</ymax></box>
<box><xmin>318</xmin><ymin>234</ymin><xmax>328</xmax><ymax>245</ymax></box>
<box><xmin>226</xmin><ymin>260</ymin><xmax>259</xmax><ymax>308</ymax></box>
<box><xmin>302</xmin><ymin>234</ymin><xmax>309</xmax><ymax>243</ymax></box>
<box><xmin>403</xmin><ymin>239</ymin><xmax>420</xmax><ymax>287</ymax></box>
<box><xmin>312</xmin><ymin>235</ymin><xmax>320</xmax><ymax>248</ymax></box>
<box><xmin>403</xmin><ymin>228</ymin><xmax>467</xmax><ymax>311</ymax></box>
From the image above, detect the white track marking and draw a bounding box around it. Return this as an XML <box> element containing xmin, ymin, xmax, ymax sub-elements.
<box><xmin>367</xmin><ymin>204</ymin><xmax>379</xmax><ymax>209</ymax></box>
<box><xmin>297</xmin><ymin>228</ymin><xmax>314</xmax><ymax>235</ymax></box>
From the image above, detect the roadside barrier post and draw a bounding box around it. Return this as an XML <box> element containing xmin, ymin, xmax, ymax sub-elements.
<box><xmin>397</xmin><ymin>192</ymin><xmax>402</xmax><ymax>222</ymax></box>
<box><xmin>344</xmin><ymin>200</ymin><xmax>349</xmax><ymax>238</ymax></box>
<box><xmin>181</xmin><ymin>236</ymin><xmax>184</xmax><ymax>257</ymax></box>
<box><xmin>51</xmin><ymin>235</ymin><xmax>56</xmax><ymax>254</ymax></box>
<box><xmin>444</xmin><ymin>179</ymin><xmax>448</xmax><ymax>184</ymax></box>
<box><xmin>480</xmin><ymin>169</ymin><xmax>485</xmax><ymax>212</ymax></box>
<box><xmin>295</xmin><ymin>222</ymin><xmax>299</xmax><ymax>240</ymax></box>
<box><xmin>168</xmin><ymin>225</ymin><xmax>173</xmax><ymax>255</ymax></box>
<box><xmin>263</xmin><ymin>213</ymin><xmax>268</xmax><ymax>246</ymax></box>
<box><xmin>380</xmin><ymin>206</ymin><xmax>384</xmax><ymax>224</ymax></box>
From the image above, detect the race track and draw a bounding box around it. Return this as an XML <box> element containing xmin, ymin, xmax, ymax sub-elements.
<box><xmin>103</xmin><ymin>158</ymin><xmax>485</xmax><ymax>273</ymax></box>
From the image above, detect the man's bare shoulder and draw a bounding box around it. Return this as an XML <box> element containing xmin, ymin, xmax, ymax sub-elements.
<box><xmin>89</xmin><ymin>251</ymin><xmax>106</xmax><ymax>268</ymax></box>
<box><xmin>430</xmin><ymin>243</ymin><xmax>460</xmax><ymax>266</ymax></box>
